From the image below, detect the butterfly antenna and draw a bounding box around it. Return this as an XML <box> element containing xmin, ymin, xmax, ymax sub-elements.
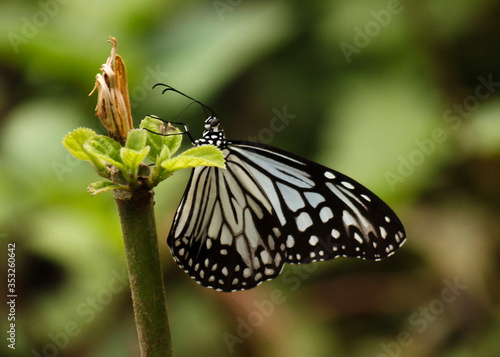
<box><xmin>174</xmin><ymin>100</ymin><xmax>198</xmax><ymax>121</ymax></box>
<box><xmin>153</xmin><ymin>83</ymin><xmax>217</xmax><ymax>119</ymax></box>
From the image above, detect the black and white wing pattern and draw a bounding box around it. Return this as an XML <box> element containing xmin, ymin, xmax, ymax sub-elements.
<box><xmin>167</xmin><ymin>117</ymin><xmax>406</xmax><ymax>292</ymax></box>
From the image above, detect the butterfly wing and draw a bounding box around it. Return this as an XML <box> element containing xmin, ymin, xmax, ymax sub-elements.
<box><xmin>228</xmin><ymin>141</ymin><xmax>406</xmax><ymax>264</ymax></box>
<box><xmin>167</xmin><ymin>141</ymin><xmax>406</xmax><ymax>291</ymax></box>
<box><xmin>167</xmin><ymin>153</ymin><xmax>286</xmax><ymax>292</ymax></box>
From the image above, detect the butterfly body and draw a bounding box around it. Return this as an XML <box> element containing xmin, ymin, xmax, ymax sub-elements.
<box><xmin>167</xmin><ymin>116</ymin><xmax>406</xmax><ymax>292</ymax></box>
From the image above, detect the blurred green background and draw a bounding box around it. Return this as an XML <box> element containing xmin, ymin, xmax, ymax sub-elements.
<box><xmin>1</xmin><ymin>0</ymin><xmax>500</xmax><ymax>356</ymax></box>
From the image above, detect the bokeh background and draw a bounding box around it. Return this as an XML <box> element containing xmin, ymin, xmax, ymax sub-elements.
<box><xmin>1</xmin><ymin>0</ymin><xmax>500</xmax><ymax>356</ymax></box>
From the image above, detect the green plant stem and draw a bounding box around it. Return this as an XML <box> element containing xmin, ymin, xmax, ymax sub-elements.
<box><xmin>114</xmin><ymin>186</ymin><xmax>172</xmax><ymax>356</ymax></box>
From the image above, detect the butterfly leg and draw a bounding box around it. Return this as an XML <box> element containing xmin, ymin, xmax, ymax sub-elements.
<box><xmin>144</xmin><ymin>115</ymin><xmax>195</xmax><ymax>143</ymax></box>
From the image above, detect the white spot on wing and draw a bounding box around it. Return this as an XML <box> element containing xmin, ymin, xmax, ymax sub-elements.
<box><xmin>324</xmin><ymin>171</ymin><xmax>336</xmax><ymax>179</ymax></box>
<box><xmin>319</xmin><ymin>206</ymin><xmax>334</xmax><ymax>223</ymax></box>
<box><xmin>309</xmin><ymin>235</ymin><xmax>319</xmax><ymax>246</ymax></box>
<box><xmin>304</xmin><ymin>192</ymin><xmax>326</xmax><ymax>208</ymax></box>
<box><xmin>268</xmin><ymin>235</ymin><xmax>275</xmax><ymax>250</ymax></box>
<box><xmin>277</xmin><ymin>182</ymin><xmax>306</xmax><ymax>212</ymax></box>
<box><xmin>296</xmin><ymin>212</ymin><xmax>313</xmax><ymax>232</ymax></box>
<box><xmin>264</xmin><ymin>268</ymin><xmax>274</xmax><ymax>276</ymax></box>
<box><xmin>260</xmin><ymin>250</ymin><xmax>272</xmax><ymax>265</ymax></box>
<box><xmin>341</xmin><ymin>181</ymin><xmax>355</xmax><ymax>189</ymax></box>
<box><xmin>354</xmin><ymin>232</ymin><xmax>364</xmax><ymax>244</ymax></box>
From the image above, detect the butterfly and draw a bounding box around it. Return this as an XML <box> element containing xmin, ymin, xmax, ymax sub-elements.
<box><xmin>154</xmin><ymin>84</ymin><xmax>406</xmax><ymax>292</ymax></box>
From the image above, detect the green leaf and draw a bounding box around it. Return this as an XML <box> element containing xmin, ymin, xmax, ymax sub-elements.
<box><xmin>88</xmin><ymin>181</ymin><xmax>127</xmax><ymax>196</ymax></box>
<box><xmin>140</xmin><ymin>115</ymin><xmax>164</xmax><ymax>132</ymax></box>
<box><xmin>62</xmin><ymin>128</ymin><xmax>109</xmax><ymax>176</ymax></box>
<box><xmin>158</xmin><ymin>144</ymin><xmax>172</xmax><ymax>163</ymax></box>
<box><xmin>140</xmin><ymin>116</ymin><xmax>183</xmax><ymax>161</ymax></box>
<box><xmin>161</xmin><ymin>145</ymin><xmax>225</xmax><ymax>174</ymax></box>
<box><xmin>140</xmin><ymin>116</ymin><xmax>165</xmax><ymax>160</ymax></box>
<box><xmin>163</xmin><ymin>128</ymin><xmax>183</xmax><ymax>158</ymax></box>
<box><xmin>62</xmin><ymin>128</ymin><xmax>97</xmax><ymax>160</ymax></box>
<box><xmin>84</xmin><ymin>135</ymin><xmax>124</xmax><ymax>169</ymax></box>
<box><xmin>125</xmin><ymin>129</ymin><xmax>147</xmax><ymax>151</ymax></box>
<box><xmin>120</xmin><ymin>146</ymin><xmax>150</xmax><ymax>177</ymax></box>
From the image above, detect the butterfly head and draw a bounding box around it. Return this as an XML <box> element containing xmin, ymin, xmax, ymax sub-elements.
<box><xmin>196</xmin><ymin>116</ymin><xmax>226</xmax><ymax>148</ymax></box>
<box><xmin>204</xmin><ymin>116</ymin><xmax>220</xmax><ymax>130</ymax></box>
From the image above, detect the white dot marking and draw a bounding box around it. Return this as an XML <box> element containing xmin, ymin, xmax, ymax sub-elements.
<box><xmin>325</xmin><ymin>171</ymin><xmax>336</xmax><ymax>179</ymax></box>
<box><xmin>319</xmin><ymin>206</ymin><xmax>334</xmax><ymax>223</ymax></box>
<box><xmin>341</xmin><ymin>181</ymin><xmax>355</xmax><ymax>189</ymax></box>
<box><xmin>354</xmin><ymin>233</ymin><xmax>363</xmax><ymax>244</ymax></box>
<box><xmin>309</xmin><ymin>235</ymin><xmax>319</xmax><ymax>246</ymax></box>
<box><xmin>260</xmin><ymin>250</ymin><xmax>272</xmax><ymax>265</ymax></box>
<box><xmin>296</xmin><ymin>212</ymin><xmax>313</xmax><ymax>232</ymax></box>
